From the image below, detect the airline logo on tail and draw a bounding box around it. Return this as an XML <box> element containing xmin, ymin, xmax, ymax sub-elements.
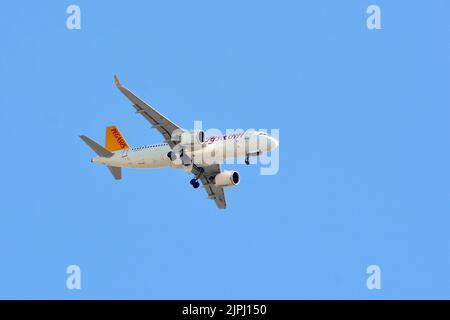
<box><xmin>105</xmin><ymin>126</ymin><xmax>129</xmax><ymax>151</ymax></box>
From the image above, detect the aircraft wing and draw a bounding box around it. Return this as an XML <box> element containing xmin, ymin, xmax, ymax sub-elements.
<box><xmin>197</xmin><ymin>164</ymin><xmax>227</xmax><ymax>209</ymax></box>
<box><xmin>114</xmin><ymin>75</ymin><xmax>184</xmax><ymax>149</ymax></box>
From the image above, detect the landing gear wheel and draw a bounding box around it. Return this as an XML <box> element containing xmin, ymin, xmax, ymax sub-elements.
<box><xmin>245</xmin><ymin>155</ymin><xmax>250</xmax><ymax>165</ymax></box>
<box><xmin>167</xmin><ymin>151</ymin><xmax>176</xmax><ymax>161</ymax></box>
<box><xmin>190</xmin><ymin>179</ymin><xmax>200</xmax><ymax>189</ymax></box>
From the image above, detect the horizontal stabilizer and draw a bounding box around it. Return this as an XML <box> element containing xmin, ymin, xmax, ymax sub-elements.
<box><xmin>107</xmin><ymin>166</ymin><xmax>122</xmax><ymax>180</ymax></box>
<box><xmin>79</xmin><ymin>135</ymin><xmax>113</xmax><ymax>158</ymax></box>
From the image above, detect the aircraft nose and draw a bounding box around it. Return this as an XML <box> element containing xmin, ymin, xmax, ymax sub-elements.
<box><xmin>269</xmin><ymin>136</ymin><xmax>279</xmax><ymax>151</ymax></box>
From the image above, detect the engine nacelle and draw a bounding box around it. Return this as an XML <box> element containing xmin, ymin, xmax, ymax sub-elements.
<box><xmin>178</xmin><ymin>131</ymin><xmax>205</xmax><ymax>150</ymax></box>
<box><xmin>214</xmin><ymin>171</ymin><xmax>240</xmax><ymax>188</ymax></box>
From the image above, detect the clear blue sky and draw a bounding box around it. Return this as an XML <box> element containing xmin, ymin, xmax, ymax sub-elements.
<box><xmin>1</xmin><ymin>1</ymin><xmax>450</xmax><ymax>299</ymax></box>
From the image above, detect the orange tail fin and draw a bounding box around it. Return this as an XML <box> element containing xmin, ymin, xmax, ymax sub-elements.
<box><xmin>105</xmin><ymin>126</ymin><xmax>129</xmax><ymax>151</ymax></box>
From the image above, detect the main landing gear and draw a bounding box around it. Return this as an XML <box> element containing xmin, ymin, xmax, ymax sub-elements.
<box><xmin>167</xmin><ymin>149</ymin><xmax>185</xmax><ymax>160</ymax></box>
<box><xmin>245</xmin><ymin>154</ymin><xmax>250</xmax><ymax>165</ymax></box>
<box><xmin>167</xmin><ymin>151</ymin><xmax>176</xmax><ymax>161</ymax></box>
<box><xmin>190</xmin><ymin>178</ymin><xmax>200</xmax><ymax>189</ymax></box>
<box><xmin>190</xmin><ymin>166</ymin><xmax>204</xmax><ymax>189</ymax></box>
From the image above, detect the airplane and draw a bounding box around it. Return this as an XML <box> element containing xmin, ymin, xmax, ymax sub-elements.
<box><xmin>80</xmin><ymin>75</ymin><xmax>279</xmax><ymax>209</ymax></box>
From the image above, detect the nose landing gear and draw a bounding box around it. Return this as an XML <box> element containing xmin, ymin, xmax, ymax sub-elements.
<box><xmin>245</xmin><ymin>151</ymin><xmax>261</xmax><ymax>165</ymax></box>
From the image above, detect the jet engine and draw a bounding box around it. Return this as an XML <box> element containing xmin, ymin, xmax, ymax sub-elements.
<box><xmin>214</xmin><ymin>171</ymin><xmax>240</xmax><ymax>187</ymax></box>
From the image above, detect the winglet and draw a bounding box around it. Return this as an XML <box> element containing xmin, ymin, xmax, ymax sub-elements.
<box><xmin>114</xmin><ymin>74</ymin><xmax>122</xmax><ymax>87</ymax></box>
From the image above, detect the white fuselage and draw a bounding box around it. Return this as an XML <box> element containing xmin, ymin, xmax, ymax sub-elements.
<box><xmin>92</xmin><ymin>131</ymin><xmax>278</xmax><ymax>170</ymax></box>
